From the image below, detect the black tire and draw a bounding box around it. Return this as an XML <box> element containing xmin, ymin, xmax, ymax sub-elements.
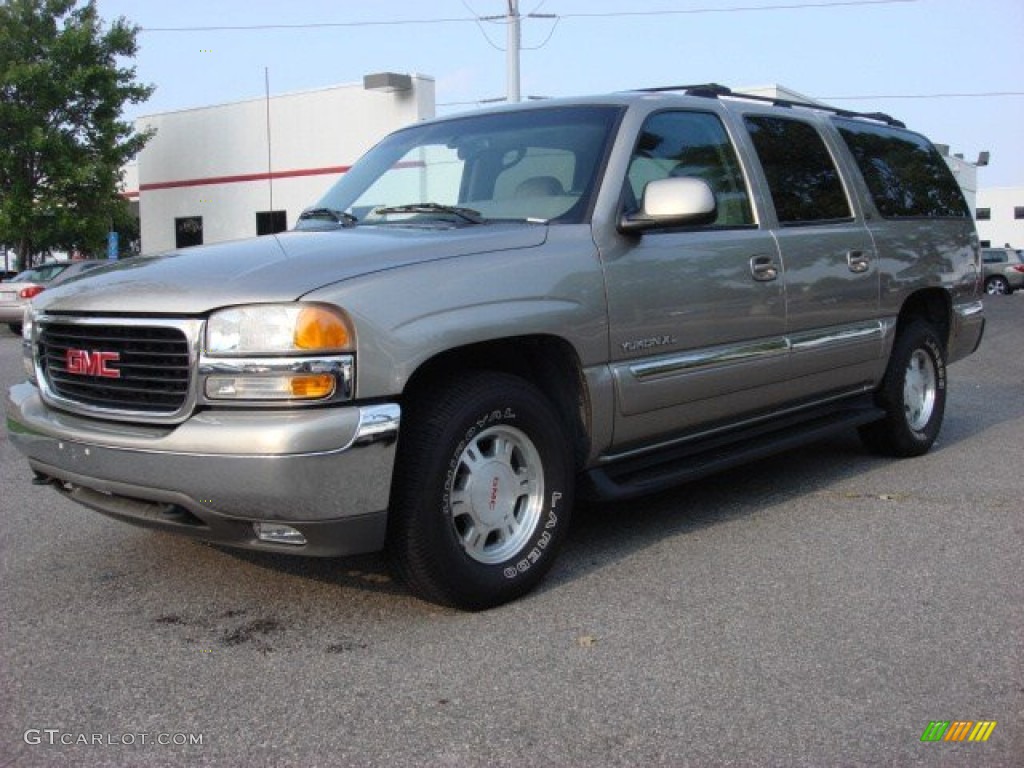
<box><xmin>984</xmin><ymin>276</ymin><xmax>1009</xmax><ymax>296</ymax></box>
<box><xmin>387</xmin><ymin>372</ymin><xmax>573</xmax><ymax>610</ymax></box>
<box><xmin>8</xmin><ymin>323</ymin><xmax>21</xmax><ymax>336</ymax></box>
<box><xmin>859</xmin><ymin>320</ymin><xmax>946</xmax><ymax>457</ymax></box>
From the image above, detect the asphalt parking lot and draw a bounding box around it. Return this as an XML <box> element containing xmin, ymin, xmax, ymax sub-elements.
<box><xmin>2</xmin><ymin>298</ymin><xmax>1021</xmax><ymax>767</ymax></box>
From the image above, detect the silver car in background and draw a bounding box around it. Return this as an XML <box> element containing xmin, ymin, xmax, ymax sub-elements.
<box><xmin>981</xmin><ymin>247</ymin><xmax>1024</xmax><ymax>295</ymax></box>
<box><xmin>0</xmin><ymin>260</ymin><xmax>108</xmax><ymax>334</ymax></box>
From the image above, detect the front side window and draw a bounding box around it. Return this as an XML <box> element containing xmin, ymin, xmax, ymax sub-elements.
<box><xmin>744</xmin><ymin>115</ymin><xmax>851</xmax><ymax>225</ymax></box>
<box><xmin>976</xmin><ymin>208</ymin><xmax>991</xmax><ymax>220</ymax></box>
<box><xmin>625</xmin><ymin>110</ymin><xmax>754</xmax><ymax>227</ymax></box>
<box><xmin>304</xmin><ymin>106</ymin><xmax>622</xmax><ymax>227</ymax></box>
<box><xmin>835</xmin><ymin>119</ymin><xmax>969</xmax><ymax>219</ymax></box>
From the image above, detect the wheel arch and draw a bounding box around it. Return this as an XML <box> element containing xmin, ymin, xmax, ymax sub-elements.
<box><xmin>401</xmin><ymin>335</ymin><xmax>592</xmax><ymax>471</ymax></box>
<box><xmin>895</xmin><ymin>288</ymin><xmax>951</xmax><ymax>351</ymax></box>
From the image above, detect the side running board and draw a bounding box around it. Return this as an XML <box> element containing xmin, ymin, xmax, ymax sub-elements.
<box><xmin>581</xmin><ymin>397</ymin><xmax>885</xmax><ymax>502</ymax></box>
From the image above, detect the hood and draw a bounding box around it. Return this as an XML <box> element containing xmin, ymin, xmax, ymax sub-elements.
<box><xmin>34</xmin><ymin>224</ymin><xmax>548</xmax><ymax>315</ymax></box>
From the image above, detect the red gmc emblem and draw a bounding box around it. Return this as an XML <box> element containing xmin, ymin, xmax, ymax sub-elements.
<box><xmin>65</xmin><ymin>349</ymin><xmax>121</xmax><ymax>379</ymax></box>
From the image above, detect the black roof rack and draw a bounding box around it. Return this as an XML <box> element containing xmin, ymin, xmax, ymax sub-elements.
<box><xmin>636</xmin><ymin>83</ymin><xmax>732</xmax><ymax>98</ymax></box>
<box><xmin>631</xmin><ymin>83</ymin><xmax>905</xmax><ymax>129</ymax></box>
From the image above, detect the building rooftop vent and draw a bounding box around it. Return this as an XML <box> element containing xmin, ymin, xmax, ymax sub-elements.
<box><xmin>363</xmin><ymin>72</ymin><xmax>413</xmax><ymax>93</ymax></box>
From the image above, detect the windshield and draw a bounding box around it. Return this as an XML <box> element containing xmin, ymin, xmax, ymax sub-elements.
<box><xmin>299</xmin><ymin>105</ymin><xmax>622</xmax><ymax>228</ymax></box>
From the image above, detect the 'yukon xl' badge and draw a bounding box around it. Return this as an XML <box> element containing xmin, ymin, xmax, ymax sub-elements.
<box><xmin>621</xmin><ymin>335</ymin><xmax>677</xmax><ymax>353</ymax></box>
<box><xmin>65</xmin><ymin>349</ymin><xmax>121</xmax><ymax>379</ymax></box>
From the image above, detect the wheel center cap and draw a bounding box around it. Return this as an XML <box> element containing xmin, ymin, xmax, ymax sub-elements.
<box><xmin>471</xmin><ymin>461</ymin><xmax>518</xmax><ymax>526</ymax></box>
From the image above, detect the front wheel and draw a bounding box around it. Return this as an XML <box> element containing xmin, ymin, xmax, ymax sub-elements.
<box><xmin>8</xmin><ymin>323</ymin><xmax>22</xmax><ymax>336</ymax></box>
<box><xmin>387</xmin><ymin>372</ymin><xmax>573</xmax><ymax>610</ymax></box>
<box><xmin>859</xmin><ymin>320</ymin><xmax>947</xmax><ymax>457</ymax></box>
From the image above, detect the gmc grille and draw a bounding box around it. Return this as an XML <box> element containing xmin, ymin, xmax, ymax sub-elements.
<box><xmin>39</xmin><ymin>322</ymin><xmax>192</xmax><ymax>414</ymax></box>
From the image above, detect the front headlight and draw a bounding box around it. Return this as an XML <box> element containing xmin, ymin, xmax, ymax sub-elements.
<box><xmin>202</xmin><ymin>303</ymin><xmax>354</xmax><ymax>403</ymax></box>
<box><xmin>206</xmin><ymin>304</ymin><xmax>352</xmax><ymax>355</ymax></box>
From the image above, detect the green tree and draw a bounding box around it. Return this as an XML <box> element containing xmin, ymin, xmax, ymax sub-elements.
<box><xmin>0</xmin><ymin>0</ymin><xmax>153</xmax><ymax>270</ymax></box>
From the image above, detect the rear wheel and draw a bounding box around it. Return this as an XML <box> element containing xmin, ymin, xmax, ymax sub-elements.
<box><xmin>8</xmin><ymin>323</ymin><xmax>21</xmax><ymax>336</ymax></box>
<box><xmin>984</xmin><ymin>276</ymin><xmax>1009</xmax><ymax>295</ymax></box>
<box><xmin>387</xmin><ymin>372</ymin><xmax>573</xmax><ymax>610</ymax></box>
<box><xmin>859</xmin><ymin>320</ymin><xmax>946</xmax><ymax>457</ymax></box>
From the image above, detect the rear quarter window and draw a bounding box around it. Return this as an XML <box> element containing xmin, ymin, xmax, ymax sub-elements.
<box><xmin>834</xmin><ymin>120</ymin><xmax>969</xmax><ymax>219</ymax></box>
<box><xmin>743</xmin><ymin>115</ymin><xmax>851</xmax><ymax>226</ymax></box>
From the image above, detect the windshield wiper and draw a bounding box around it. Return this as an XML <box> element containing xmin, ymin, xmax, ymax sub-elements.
<box><xmin>373</xmin><ymin>202</ymin><xmax>485</xmax><ymax>225</ymax></box>
<box><xmin>297</xmin><ymin>207</ymin><xmax>358</xmax><ymax>227</ymax></box>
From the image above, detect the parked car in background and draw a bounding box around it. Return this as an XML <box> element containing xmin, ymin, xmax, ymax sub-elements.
<box><xmin>981</xmin><ymin>247</ymin><xmax>1024</xmax><ymax>295</ymax></box>
<box><xmin>0</xmin><ymin>261</ymin><xmax>108</xmax><ymax>334</ymax></box>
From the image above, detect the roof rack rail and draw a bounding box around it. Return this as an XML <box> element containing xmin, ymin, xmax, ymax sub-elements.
<box><xmin>636</xmin><ymin>83</ymin><xmax>733</xmax><ymax>98</ymax></box>
<box><xmin>632</xmin><ymin>83</ymin><xmax>905</xmax><ymax>129</ymax></box>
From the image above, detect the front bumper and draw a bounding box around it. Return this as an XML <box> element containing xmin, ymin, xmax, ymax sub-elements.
<box><xmin>4</xmin><ymin>382</ymin><xmax>400</xmax><ymax>556</ymax></box>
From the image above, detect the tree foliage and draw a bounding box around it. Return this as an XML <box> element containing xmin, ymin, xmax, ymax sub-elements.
<box><xmin>0</xmin><ymin>0</ymin><xmax>154</xmax><ymax>269</ymax></box>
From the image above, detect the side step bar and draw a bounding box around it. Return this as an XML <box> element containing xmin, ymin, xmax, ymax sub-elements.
<box><xmin>581</xmin><ymin>397</ymin><xmax>885</xmax><ymax>502</ymax></box>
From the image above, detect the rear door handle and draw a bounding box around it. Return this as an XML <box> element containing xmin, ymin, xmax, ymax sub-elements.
<box><xmin>750</xmin><ymin>255</ymin><xmax>779</xmax><ymax>282</ymax></box>
<box><xmin>847</xmin><ymin>250</ymin><xmax>871</xmax><ymax>273</ymax></box>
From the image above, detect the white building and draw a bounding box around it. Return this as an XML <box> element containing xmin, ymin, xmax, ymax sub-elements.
<box><xmin>125</xmin><ymin>73</ymin><xmax>435</xmax><ymax>254</ymax></box>
<box><xmin>975</xmin><ymin>186</ymin><xmax>1024</xmax><ymax>249</ymax></box>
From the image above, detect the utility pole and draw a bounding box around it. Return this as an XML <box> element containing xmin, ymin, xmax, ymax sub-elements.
<box><xmin>507</xmin><ymin>0</ymin><xmax>520</xmax><ymax>103</ymax></box>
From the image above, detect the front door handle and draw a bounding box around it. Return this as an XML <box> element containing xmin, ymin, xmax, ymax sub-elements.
<box><xmin>750</xmin><ymin>255</ymin><xmax>779</xmax><ymax>282</ymax></box>
<box><xmin>847</xmin><ymin>250</ymin><xmax>871</xmax><ymax>273</ymax></box>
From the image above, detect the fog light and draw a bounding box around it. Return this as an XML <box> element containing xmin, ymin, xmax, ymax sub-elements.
<box><xmin>253</xmin><ymin>522</ymin><xmax>307</xmax><ymax>546</ymax></box>
<box><xmin>206</xmin><ymin>374</ymin><xmax>336</xmax><ymax>401</ymax></box>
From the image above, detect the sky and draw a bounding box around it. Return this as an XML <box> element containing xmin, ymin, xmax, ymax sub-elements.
<box><xmin>97</xmin><ymin>0</ymin><xmax>1024</xmax><ymax>187</ymax></box>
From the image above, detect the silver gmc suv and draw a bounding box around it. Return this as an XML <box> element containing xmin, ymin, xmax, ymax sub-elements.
<box><xmin>5</xmin><ymin>85</ymin><xmax>985</xmax><ymax>609</ymax></box>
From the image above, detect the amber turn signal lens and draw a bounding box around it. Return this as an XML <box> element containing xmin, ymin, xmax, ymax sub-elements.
<box><xmin>294</xmin><ymin>306</ymin><xmax>351</xmax><ymax>351</ymax></box>
<box><xmin>288</xmin><ymin>374</ymin><xmax>336</xmax><ymax>398</ymax></box>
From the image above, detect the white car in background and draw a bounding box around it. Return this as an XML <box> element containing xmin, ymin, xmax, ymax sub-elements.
<box><xmin>0</xmin><ymin>261</ymin><xmax>108</xmax><ymax>335</ymax></box>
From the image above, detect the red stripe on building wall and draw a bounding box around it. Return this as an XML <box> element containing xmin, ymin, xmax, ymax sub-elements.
<box><xmin>138</xmin><ymin>164</ymin><xmax>353</xmax><ymax>192</ymax></box>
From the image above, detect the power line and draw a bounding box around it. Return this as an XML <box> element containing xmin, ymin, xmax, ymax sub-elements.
<box><xmin>555</xmin><ymin>0</ymin><xmax>916</xmax><ymax>19</ymax></box>
<box><xmin>139</xmin><ymin>0</ymin><xmax>917</xmax><ymax>33</ymax></box>
<box><xmin>817</xmin><ymin>91</ymin><xmax>1024</xmax><ymax>101</ymax></box>
<box><xmin>437</xmin><ymin>90</ymin><xmax>1024</xmax><ymax>108</ymax></box>
<box><xmin>141</xmin><ymin>17</ymin><xmax>476</xmax><ymax>32</ymax></box>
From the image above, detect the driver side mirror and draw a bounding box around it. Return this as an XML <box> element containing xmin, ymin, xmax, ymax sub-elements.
<box><xmin>618</xmin><ymin>177</ymin><xmax>717</xmax><ymax>234</ymax></box>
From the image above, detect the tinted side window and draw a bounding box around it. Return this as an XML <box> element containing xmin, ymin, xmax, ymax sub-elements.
<box><xmin>35</xmin><ymin>264</ymin><xmax>68</xmax><ymax>281</ymax></box>
<box><xmin>627</xmin><ymin>111</ymin><xmax>754</xmax><ymax>227</ymax></box>
<box><xmin>835</xmin><ymin>120</ymin><xmax>969</xmax><ymax>219</ymax></box>
<box><xmin>744</xmin><ymin>116</ymin><xmax>851</xmax><ymax>225</ymax></box>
